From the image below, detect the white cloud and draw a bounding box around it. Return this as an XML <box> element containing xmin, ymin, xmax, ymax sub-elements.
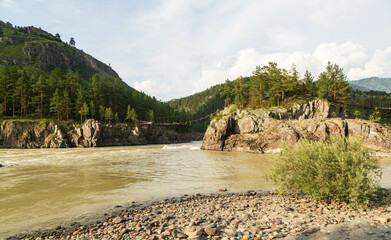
<box><xmin>268</xmin><ymin>28</ymin><xmax>307</xmax><ymax>51</ymax></box>
<box><xmin>2</xmin><ymin>0</ymin><xmax>391</xmax><ymax>100</ymax></box>
<box><xmin>313</xmin><ymin>42</ymin><xmax>367</xmax><ymax>68</ymax></box>
<box><xmin>192</xmin><ymin>42</ymin><xmax>390</xmax><ymax>93</ymax></box>
<box><xmin>0</xmin><ymin>0</ymin><xmax>16</xmax><ymax>8</ymax></box>
<box><xmin>134</xmin><ymin>80</ymin><xmax>173</xmax><ymax>100</ymax></box>
<box><xmin>348</xmin><ymin>47</ymin><xmax>391</xmax><ymax>80</ymax></box>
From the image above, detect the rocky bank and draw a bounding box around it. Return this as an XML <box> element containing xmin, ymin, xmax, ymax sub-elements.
<box><xmin>0</xmin><ymin>120</ymin><xmax>202</xmax><ymax>148</ymax></box>
<box><xmin>201</xmin><ymin>100</ymin><xmax>391</xmax><ymax>153</ymax></box>
<box><xmin>7</xmin><ymin>191</ymin><xmax>391</xmax><ymax>240</ymax></box>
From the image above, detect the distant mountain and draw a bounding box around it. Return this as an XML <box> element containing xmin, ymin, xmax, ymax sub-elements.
<box><xmin>350</xmin><ymin>77</ymin><xmax>391</xmax><ymax>92</ymax></box>
<box><xmin>349</xmin><ymin>83</ymin><xmax>371</xmax><ymax>92</ymax></box>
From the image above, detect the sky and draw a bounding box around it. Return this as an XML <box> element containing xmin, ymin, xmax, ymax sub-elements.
<box><xmin>1</xmin><ymin>0</ymin><xmax>391</xmax><ymax>101</ymax></box>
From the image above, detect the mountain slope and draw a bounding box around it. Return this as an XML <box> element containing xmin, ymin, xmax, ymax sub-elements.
<box><xmin>0</xmin><ymin>20</ymin><xmax>118</xmax><ymax>80</ymax></box>
<box><xmin>350</xmin><ymin>77</ymin><xmax>391</xmax><ymax>92</ymax></box>
<box><xmin>0</xmin><ymin>20</ymin><xmax>178</xmax><ymax>122</ymax></box>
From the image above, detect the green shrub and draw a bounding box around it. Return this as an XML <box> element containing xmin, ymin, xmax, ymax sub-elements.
<box><xmin>268</xmin><ymin>137</ymin><xmax>382</xmax><ymax>208</ymax></box>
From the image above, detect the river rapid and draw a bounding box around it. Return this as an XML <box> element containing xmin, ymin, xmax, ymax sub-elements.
<box><xmin>1</xmin><ymin>142</ymin><xmax>391</xmax><ymax>238</ymax></box>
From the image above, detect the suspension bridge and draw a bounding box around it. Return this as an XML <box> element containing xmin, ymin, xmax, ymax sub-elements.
<box><xmin>139</xmin><ymin>113</ymin><xmax>214</xmax><ymax>126</ymax></box>
<box><xmin>139</xmin><ymin>95</ymin><xmax>391</xmax><ymax>126</ymax></box>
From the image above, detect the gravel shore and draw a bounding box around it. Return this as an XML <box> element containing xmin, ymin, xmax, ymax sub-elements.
<box><xmin>6</xmin><ymin>191</ymin><xmax>391</xmax><ymax>240</ymax></box>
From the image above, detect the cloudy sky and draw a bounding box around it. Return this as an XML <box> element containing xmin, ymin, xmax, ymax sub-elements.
<box><xmin>1</xmin><ymin>0</ymin><xmax>391</xmax><ymax>100</ymax></box>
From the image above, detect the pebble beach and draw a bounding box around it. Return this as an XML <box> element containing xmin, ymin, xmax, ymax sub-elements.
<box><xmin>6</xmin><ymin>191</ymin><xmax>391</xmax><ymax>240</ymax></box>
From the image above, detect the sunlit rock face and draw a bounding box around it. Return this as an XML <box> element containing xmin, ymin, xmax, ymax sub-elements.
<box><xmin>0</xmin><ymin>119</ymin><xmax>201</xmax><ymax>148</ymax></box>
<box><xmin>201</xmin><ymin>100</ymin><xmax>391</xmax><ymax>153</ymax></box>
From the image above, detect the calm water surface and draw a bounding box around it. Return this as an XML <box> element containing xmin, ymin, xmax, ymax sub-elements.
<box><xmin>1</xmin><ymin>142</ymin><xmax>391</xmax><ymax>238</ymax></box>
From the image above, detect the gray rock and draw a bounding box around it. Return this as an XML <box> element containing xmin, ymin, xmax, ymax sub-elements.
<box><xmin>201</xmin><ymin>100</ymin><xmax>391</xmax><ymax>153</ymax></box>
<box><xmin>112</xmin><ymin>216</ymin><xmax>125</xmax><ymax>224</ymax></box>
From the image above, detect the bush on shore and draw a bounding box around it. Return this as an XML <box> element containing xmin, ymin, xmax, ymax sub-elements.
<box><xmin>269</xmin><ymin>137</ymin><xmax>382</xmax><ymax>208</ymax></box>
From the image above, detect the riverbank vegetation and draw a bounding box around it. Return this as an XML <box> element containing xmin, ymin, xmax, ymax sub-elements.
<box><xmin>269</xmin><ymin>137</ymin><xmax>382</xmax><ymax>208</ymax></box>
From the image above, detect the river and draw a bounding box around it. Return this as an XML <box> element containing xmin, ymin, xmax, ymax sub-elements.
<box><xmin>1</xmin><ymin>142</ymin><xmax>391</xmax><ymax>238</ymax></box>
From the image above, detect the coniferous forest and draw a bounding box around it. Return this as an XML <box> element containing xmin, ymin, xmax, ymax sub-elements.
<box><xmin>0</xmin><ymin>65</ymin><xmax>178</xmax><ymax>123</ymax></box>
<box><xmin>2</xmin><ymin>20</ymin><xmax>390</xmax><ymax>130</ymax></box>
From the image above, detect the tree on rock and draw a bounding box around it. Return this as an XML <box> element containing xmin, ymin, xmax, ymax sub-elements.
<box><xmin>55</xmin><ymin>33</ymin><xmax>61</xmax><ymax>41</ymax></box>
<box><xmin>69</xmin><ymin>37</ymin><xmax>75</xmax><ymax>47</ymax></box>
<box><xmin>317</xmin><ymin>62</ymin><xmax>350</xmax><ymax>103</ymax></box>
<box><xmin>125</xmin><ymin>105</ymin><xmax>138</xmax><ymax>124</ymax></box>
<box><xmin>105</xmin><ymin>107</ymin><xmax>113</xmax><ymax>124</ymax></box>
<box><xmin>221</xmin><ymin>79</ymin><xmax>234</xmax><ymax>107</ymax></box>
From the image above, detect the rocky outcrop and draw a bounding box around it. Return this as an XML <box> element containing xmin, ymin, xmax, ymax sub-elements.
<box><xmin>201</xmin><ymin>100</ymin><xmax>391</xmax><ymax>153</ymax></box>
<box><xmin>0</xmin><ymin>119</ymin><xmax>201</xmax><ymax>148</ymax></box>
<box><xmin>22</xmin><ymin>41</ymin><xmax>119</xmax><ymax>77</ymax></box>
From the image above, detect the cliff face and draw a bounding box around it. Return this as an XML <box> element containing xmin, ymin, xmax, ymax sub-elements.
<box><xmin>22</xmin><ymin>41</ymin><xmax>119</xmax><ymax>77</ymax></box>
<box><xmin>201</xmin><ymin>100</ymin><xmax>391</xmax><ymax>153</ymax></box>
<box><xmin>0</xmin><ymin>120</ymin><xmax>200</xmax><ymax>148</ymax></box>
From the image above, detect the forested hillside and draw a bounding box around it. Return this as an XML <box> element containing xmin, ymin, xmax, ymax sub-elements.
<box><xmin>171</xmin><ymin>62</ymin><xmax>350</xmax><ymax>115</ymax></box>
<box><xmin>0</xmin><ymin>20</ymin><xmax>178</xmax><ymax>123</ymax></box>
<box><xmin>350</xmin><ymin>77</ymin><xmax>391</xmax><ymax>93</ymax></box>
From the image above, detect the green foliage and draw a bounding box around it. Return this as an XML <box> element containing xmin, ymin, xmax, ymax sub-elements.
<box><xmin>370</xmin><ymin>108</ymin><xmax>381</xmax><ymax>122</ymax></box>
<box><xmin>269</xmin><ymin>137</ymin><xmax>382</xmax><ymax>208</ymax></box>
<box><xmin>125</xmin><ymin>105</ymin><xmax>138</xmax><ymax>124</ymax></box>
<box><xmin>221</xmin><ymin>79</ymin><xmax>234</xmax><ymax>107</ymax></box>
<box><xmin>146</xmin><ymin>109</ymin><xmax>154</xmax><ymax>122</ymax></box>
<box><xmin>114</xmin><ymin>112</ymin><xmax>119</xmax><ymax>123</ymax></box>
<box><xmin>354</xmin><ymin>110</ymin><xmax>361</xmax><ymax>119</ymax></box>
<box><xmin>49</xmin><ymin>89</ymin><xmax>63</xmax><ymax>122</ymax></box>
<box><xmin>79</xmin><ymin>102</ymin><xmax>89</xmax><ymax>122</ymax></box>
<box><xmin>105</xmin><ymin>107</ymin><xmax>113</xmax><ymax>123</ymax></box>
<box><xmin>317</xmin><ymin>62</ymin><xmax>350</xmax><ymax>103</ymax></box>
<box><xmin>47</xmin><ymin>133</ymin><xmax>58</xmax><ymax>139</ymax></box>
<box><xmin>0</xmin><ymin>21</ymin><xmax>180</xmax><ymax>126</ymax></box>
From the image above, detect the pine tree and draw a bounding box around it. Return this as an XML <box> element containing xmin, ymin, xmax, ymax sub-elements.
<box><xmin>33</xmin><ymin>75</ymin><xmax>47</xmax><ymax>119</ymax></box>
<box><xmin>317</xmin><ymin>62</ymin><xmax>350</xmax><ymax>102</ymax></box>
<box><xmin>251</xmin><ymin>65</ymin><xmax>268</xmax><ymax>108</ymax></box>
<box><xmin>75</xmin><ymin>87</ymin><xmax>85</xmax><ymax>121</ymax></box>
<box><xmin>125</xmin><ymin>105</ymin><xmax>138</xmax><ymax>124</ymax></box>
<box><xmin>63</xmin><ymin>89</ymin><xmax>71</xmax><ymax>121</ymax></box>
<box><xmin>221</xmin><ymin>79</ymin><xmax>234</xmax><ymax>107</ymax></box>
<box><xmin>69</xmin><ymin>37</ymin><xmax>75</xmax><ymax>47</ymax></box>
<box><xmin>0</xmin><ymin>65</ymin><xmax>9</xmax><ymax>115</ymax></box>
<box><xmin>79</xmin><ymin>102</ymin><xmax>89</xmax><ymax>123</ymax></box>
<box><xmin>147</xmin><ymin>109</ymin><xmax>154</xmax><ymax>122</ymax></box>
<box><xmin>105</xmin><ymin>107</ymin><xmax>113</xmax><ymax>124</ymax></box>
<box><xmin>233</xmin><ymin>76</ymin><xmax>247</xmax><ymax>108</ymax></box>
<box><xmin>99</xmin><ymin>105</ymin><xmax>105</xmax><ymax>122</ymax></box>
<box><xmin>50</xmin><ymin>89</ymin><xmax>63</xmax><ymax>122</ymax></box>
<box><xmin>90</xmin><ymin>100</ymin><xmax>96</xmax><ymax>119</ymax></box>
<box><xmin>303</xmin><ymin>70</ymin><xmax>316</xmax><ymax>97</ymax></box>
<box><xmin>115</xmin><ymin>112</ymin><xmax>119</xmax><ymax>123</ymax></box>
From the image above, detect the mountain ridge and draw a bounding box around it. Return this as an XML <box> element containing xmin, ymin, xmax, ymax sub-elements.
<box><xmin>349</xmin><ymin>77</ymin><xmax>391</xmax><ymax>93</ymax></box>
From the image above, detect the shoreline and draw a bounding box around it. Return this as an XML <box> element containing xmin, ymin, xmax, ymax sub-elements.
<box><xmin>6</xmin><ymin>191</ymin><xmax>391</xmax><ymax>240</ymax></box>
